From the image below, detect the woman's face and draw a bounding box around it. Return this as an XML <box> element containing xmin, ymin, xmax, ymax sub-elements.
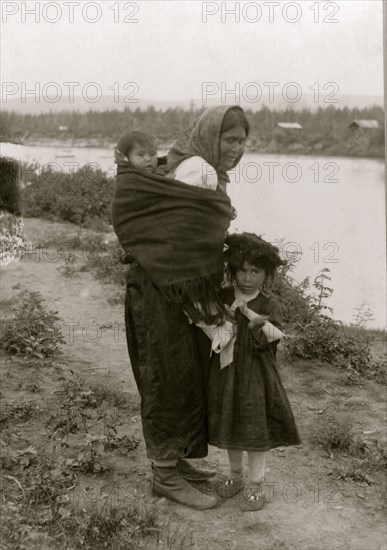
<box><xmin>219</xmin><ymin>125</ymin><xmax>247</xmax><ymax>171</ymax></box>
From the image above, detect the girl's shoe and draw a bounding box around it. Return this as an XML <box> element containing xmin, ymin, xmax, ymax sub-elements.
<box><xmin>240</xmin><ymin>482</ymin><xmax>267</xmax><ymax>511</ymax></box>
<box><xmin>217</xmin><ymin>477</ymin><xmax>244</xmax><ymax>498</ymax></box>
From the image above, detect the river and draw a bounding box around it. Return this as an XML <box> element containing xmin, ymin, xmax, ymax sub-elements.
<box><xmin>2</xmin><ymin>143</ymin><xmax>386</xmax><ymax>329</ymax></box>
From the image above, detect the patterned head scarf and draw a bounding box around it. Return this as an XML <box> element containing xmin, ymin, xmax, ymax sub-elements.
<box><xmin>0</xmin><ymin>156</ymin><xmax>26</xmax><ymax>266</ymax></box>
<box><xmin>167</xmin><ymin>105</ymin><xmax>249</xmax><ymax>189</ymax></box>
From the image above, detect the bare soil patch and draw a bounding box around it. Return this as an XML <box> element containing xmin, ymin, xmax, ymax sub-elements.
<box><xmin>1</xmin><ymin>218</ymin><xmax>386</xmax><ymax>550</ymax></box>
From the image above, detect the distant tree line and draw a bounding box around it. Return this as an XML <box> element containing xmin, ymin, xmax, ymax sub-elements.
<box><xmin>1</xmin><ymin>105</ymin><xmax>384</xmax><ymax>158</ymax></box>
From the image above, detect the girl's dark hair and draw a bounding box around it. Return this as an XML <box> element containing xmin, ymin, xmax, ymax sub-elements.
<box><xmin>225</xmin><ymin>232</ymin><xmax>286</xmax><ymax>285</ymax></box>
<box><xmin>117</xmin><ymin>131</ymin><xmax>157</xmax><ymax>157</ymax></box>
<box><xmin>221</xmin><ymin>107</ymin><xmax>250</xmax><ymax>137</ymax></box>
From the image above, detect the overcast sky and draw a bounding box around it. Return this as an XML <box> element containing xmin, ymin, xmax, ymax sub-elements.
<box><xmin>1</xmin><ymin>0</ymin><xmax>384</xmax><ymax>103</ymax></box>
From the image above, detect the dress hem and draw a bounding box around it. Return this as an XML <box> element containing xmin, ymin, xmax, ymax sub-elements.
<box><xmin>208</xmin><ymin>441</ymin><xmax>300</xmax><ymax>452</ymax></box>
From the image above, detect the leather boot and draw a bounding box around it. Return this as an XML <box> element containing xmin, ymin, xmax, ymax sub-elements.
<box><xmin>177</xmin><ymin>459</ymin><xmax>216</xmax><ymax>482</ymax></box>
<box><xmin>152</xmin><ymin>464</ymin><xmax>218</xmax><ymax>509</ymax></box>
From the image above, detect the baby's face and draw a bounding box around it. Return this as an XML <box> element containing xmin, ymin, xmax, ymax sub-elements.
<box><xmin>129</xmin><ymin>143</ymin><xmax>158</xmax><ymax>172</ymax></box>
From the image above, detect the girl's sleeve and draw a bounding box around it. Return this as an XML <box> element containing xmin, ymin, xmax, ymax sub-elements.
<box><xmin>173</xmin><ymin>157</ymin><xmax>218</xmax><ymax>190</ymax></box>
<box><xmin>266</xmin><ymin>297</ymin><xmax>283</xmax><ymax>329</ymax></box>
<box><xmin>249</xmin><ymin>297</ymin><xmax>283</xmax><ymax>351</ymax></box>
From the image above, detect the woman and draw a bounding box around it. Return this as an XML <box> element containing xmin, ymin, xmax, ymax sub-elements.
<box><xmin>167</xmin><ymin>105</ymin><xmax>248</xmax><ymax>193</ymax></box>
<box><xmin>111</xmin><ymin>105</ymin><xmax>249</xmax><ymax>509</ymax></box>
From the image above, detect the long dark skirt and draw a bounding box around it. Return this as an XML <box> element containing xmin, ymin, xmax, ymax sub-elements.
<box><xmin>125</xmin><ymin>262</ymin><xmax>211</xmax><ymax>460</ymax></box>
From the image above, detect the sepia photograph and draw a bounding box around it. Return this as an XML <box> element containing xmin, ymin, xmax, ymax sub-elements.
<box><xmin>0</xmin><ymin>1</ymin><xmax>386</xmax><ymax>548</ymax></box>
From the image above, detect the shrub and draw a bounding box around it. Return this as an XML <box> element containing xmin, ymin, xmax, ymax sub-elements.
<box><xmin>274</xmin><ymin>265</ymin><xmax>314</xmax><ymax>327</ymax></box>
<box><xmin>0</xmin><ymin>402</ymin><xmax>41</xmax><ymax>425</ymax></box>
<box><xmin>274</xmin><ymin>264</ymin><xmax>334</xmax><ymax>326</ymax></box>
<box><xmin>0</xmin><ymin>291</ymin><xmax>65</xmax><ymax>358</ymax></box>
<box><xmin>60</xmin><ymin>499</ymin><xmax>167</xmax><ymax>549</ymax></box>
<box><xmin>330</xmin><ymin>440</ymin><xmax>387</xmax><ymax>486</ymax></box>
<box><xmin>88</xmin><ymin>380</ymin><xmax>132</xmax><ymax>409</ymax></box>
<box><xmin>85</xmin><ymin>240</ymin><xmax>128</xmax><ymax>286</ymax></box>
<box><xmin>284</xmin><ymin>316</ymin><xmax>372</xmax><ymax>373</ymax></box>
<box><xmin>22</xmin><ymin>166</ymin><xmax>114</xmax><ymax>227</ymax></box>
<box><xmin>311</xmin><ymin>413</ymin><xmax>363</xmax><ymax>453</ymax></box>
<box><xmin>274</xmin><ymin>259</ymin><xmax>383</xmax><ymax>382</ymax></box>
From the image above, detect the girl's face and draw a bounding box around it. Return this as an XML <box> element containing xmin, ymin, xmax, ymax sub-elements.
<box><xmin>219</xmin><ymin>126</ymin><xmax>247</xmax><ymax>171</ymax></box>
<box><xmin>235</xmin><ymin>261</ymin><xmax>266</xmax><ymax>295</ymax></box>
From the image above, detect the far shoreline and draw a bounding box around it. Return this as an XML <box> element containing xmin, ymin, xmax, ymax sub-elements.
<box><xmin>4</xmin><ymin>139</ymin><xmax>385</xmax><ymax>162</ymax></box>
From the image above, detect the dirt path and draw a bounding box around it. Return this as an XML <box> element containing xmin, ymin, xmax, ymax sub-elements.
<box><xmin>1</xmin><ymin>218</ymin><xmax>386</xmax><ymax>550</ymax></box>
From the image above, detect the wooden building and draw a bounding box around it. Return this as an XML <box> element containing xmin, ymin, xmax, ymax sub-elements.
<box><xmin>277</xmin><ymin>122</ymin><xmax>303</xmax><ymax>130</ymax></box>
<box><xmin>348</xmin><ymin>120</ymin><xmax>380</xmax><ymax>130</ymax></box>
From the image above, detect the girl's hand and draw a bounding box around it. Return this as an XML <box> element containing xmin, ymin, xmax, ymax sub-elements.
<box><xmin>231</xmin><ymin>299</ymin><xmax>259</xmax><ymax>322</ymax></box>
<box><xmin>231</xmin><ymin>299</ymin><xmax>269</xmax><ymax>324</ymax></box>
<box><xmin>231</xmin><ymin>298</ymin><xmax>248</xmax><ymax>315</ymax></box>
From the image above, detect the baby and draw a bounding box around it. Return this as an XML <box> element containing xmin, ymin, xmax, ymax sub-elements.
<box><xmin>115</xmin><ymin>130</ymin><xmax>158</xmax><ymax>172</ymax></box>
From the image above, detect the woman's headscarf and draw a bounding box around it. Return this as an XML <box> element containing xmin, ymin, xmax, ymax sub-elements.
<box><xmin>167</xmin><ymin>105</ymin><xmax>249</xmax><ymax>189</ymax></box>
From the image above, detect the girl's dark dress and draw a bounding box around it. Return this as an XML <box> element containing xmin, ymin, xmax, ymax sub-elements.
<box><xmin>207</xmin><ymin>288</ymin><xmax>301</xmax><ymax>451</ymax></box>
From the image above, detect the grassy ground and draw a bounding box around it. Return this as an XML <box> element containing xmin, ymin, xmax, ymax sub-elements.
<box><xmin>1</xmin><ymin>218</ymin><xmax>386</xmax><ymax>550</ymax></box>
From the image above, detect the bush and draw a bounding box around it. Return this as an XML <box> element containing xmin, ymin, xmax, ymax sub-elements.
<box><xmin>85</xmin><ymin>240</ymin><xmax>129</xmax><ymax>286</ymax></box>
<box><xmin>284</xmin><ymin>316</ymin><xmax>372</xmax><ymax>372</ymax></box>
<box><xmin>22</xmin><ymin>166</ymin><xmax>114</xmax><ymax>227</ymax></box>
<box><xmin>274</xmin><ymin>266</ymin><xmax>314</xmax><ymax>327</ymax></box>
<box><xmin>274</xmin><ymin>260</ymin><xmax>382</xmax><ymax>382</ymax></box>
<box><xmin>311</xmin><ymin>413</ymin><xmax>363</xmax><ymax>453</ymax></box>
<box><xmin>0</xmin><ymin>291</ymin><xmax>65</xmax><ymax>358</ymax></box>
<box><xmin>331</xmin><ymin>441</ymin><xmax>387</xmax><ymax>485</ymax></box>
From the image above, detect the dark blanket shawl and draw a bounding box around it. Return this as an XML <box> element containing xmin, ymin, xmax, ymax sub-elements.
<box><xmin>111</xmin><ymin>166</ymin><xmax>234</xmax><ymax>322</ymax></box>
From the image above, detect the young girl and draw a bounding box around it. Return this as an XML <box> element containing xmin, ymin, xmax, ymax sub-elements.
<box><xmin>207</xmin><ymin>232</ymin><xmax>301</xmax><ymax>511</ymax></box>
